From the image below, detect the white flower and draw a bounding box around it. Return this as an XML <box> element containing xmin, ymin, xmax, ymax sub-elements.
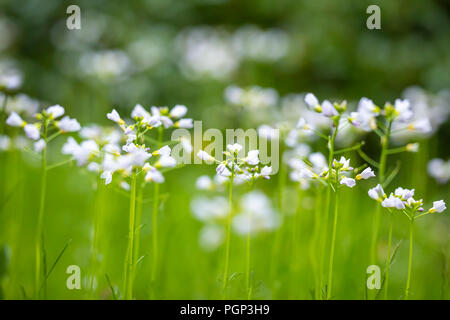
<box><xmin>356</xmin><ymin>167</ymin><xmax>375</xmax><ymax>180</ymax></box>
<box><xmin>62</xmin><ymin>137</ymin><xmax>99</xmax><ymax>166</ymax></box>
<box><xmin>258</xmin><ymin>125</ymin><xmax>279</xmax><ymax>140</ymax></box>
<box><xmin>196</xmin><ymin>175</ymin><xmax>213</xmax><ymax>190</ymax></box>
<box><xmin>34</xmin><ymin>139</ymin><xmax>46</xmax><ymax>153</ymax></box>
<box><xmin>358</xmin><ymin>97</ymin><xmax>379</xmax><ymax>115</ymax></box>
<box><xmin>394</xmin><ymin>99</ymin><xmax>413</xmax><ymax>122</ymax></box>
<box><xmin>180</xmin><ymin>136</ymin><xmax>193</xmax><ymax>153</ymax></box>
<box><xmin>340</xmin><ymin>177</ymin><xmax>356</xmax><ymax>188</ymax></box>
<box><xmin>394</xmin><ymin>187</ymin><xmax>414</xmax><ymax>200</ymax></box>
<box><xmin>408</xmin><ymin>119</ymin><xmax>432</xmax><ymax>133</ymax></box>
<box><xmin>160</xmin><ymin>116</ymin><xmax>174</xmax><ymax>128</ymax></box>
<box><xmin>87</xmin><ymin>162</ymin><xmax>100</xmax><ymax>172</ymax></box>
<box><xmin>45</xmin><ymin>105</ymin><xmax>65</xmax><ymax>119</ymax></box>
<box><xmin>101</xmin><ymin>171</ymin><xmax>112</xmax><ymax>185</ymax></box>
<box><xmin>216</xmin><ymin>163</ymin><xmax>231</xmax><ymax>177</ymax></box>
<box><xmin>131</xmin><ymin>104</ymin><xmax>151</xmax><ymax>123</ymax></box>
<box><xmin>382</xmin><ymin>195</ymin><xmax>405</xmax><ymax>210</ymax></box>
<box><xmin>6</xmin><ymin>112</ymin><xmax>25</xmax><ymax>127</ymax></box>
<box><xmin>227</xmin><ymin>143</ymin><xmax>242</xmax><ymax>154</ymax></box>
<box><xmin>176</xmin><ymin>118</ymin><xmax>193</xmax><ymax>128</ymax></box>
<box><xmin>155</xmin><ymin>145</ymin><xmax>171</xmax><ymax>157</ymax></box>
<box><xmin>246</xmin><ymin>150</ymin><xmax>259</xmax><ymax>165</ymax></box>
<box><xmin>57</xmin><ymin>116</ymin><xmax>81</xmax><ymax>132</ymax></box>
<box><xmin>170</xmin><ymin>105</ymin><xmax>188</xmax><ymax>118</ymax></box>
<box><xmin>106</xmin><ymin>109</ymin><xmax>123</xmax><ymax>124</ymax></box>
<box><xmin>198</xmin><ymin>225</ymin><xmax>224</xmax><ymax>251</ymax></box>
<box><xmin>430</xmin><ymin>200</ymin><xmax>446</xmax><ymax>213</ymax></box>
<box><xmin>335</xmin><ymin>156</ymin><xmax>352</xmax><ymax>171</ymax></box>
<box><xmin>296</xmin><ymin>117</ymin><xmax>307</xmax><ymax>129</ymax></box>
<box><xmin>368</xmin><ymin>184</ymin><xmax>385</xmax><ymax>201</ymax></box>
<box><xmin>427</xmin><ymin>158</ymin><xmax>450</xmax><ymax>184</ymax></box>
<box><xmin>305</xmin><ymin>93</ymin><xmax>319</xmax><ymax>109</ymax></box>
<box><xmin>157</xmin><ymin>155</ymin><xmax>176</xmax><ymax>168</ymax></box>
<box><xmin>197</xmin><ymin>150</ymin><xmax>214</xmax><ymax>163</ymax></box>
<box><xmin>24</xmin><ymin>124</ymin><xmax>40</xmax><ymax>140</ymax></box>
<box><xmin>145</xmin><ymin>166</ymin><xmax>165</xmax><ymax>183</ymax></box>
<box><xmin>191</xmin><ymin>196</ymin><xmax>229</xmax><ymax>222</ymax></box>
<box><xmin>0</xmin><ymin>135</ymin><xmax>11</xmax><ymax>151</ymax></box>
<box><xmin>120</xmin><ymin>181</ymin><xmax>131</xmax><ymax>191</ymax></box>
<box><xmin>321</xmin><ymin>100</ymin><xmax>338</xmax><ymax>117</ymax></box>
<box><xmin>309</xmin><ymin>152</ymin><xmax>327</xmax><ymax>171</ymax></box>
<box><xmin>406</xmin><ymin>143</ymin><xmax>419</xmax><ymax>153</ymax></box>
<box><xmin>260</xmin><ymin>166</ymin><xmax>272</xmax><ymax>179</ymax></box>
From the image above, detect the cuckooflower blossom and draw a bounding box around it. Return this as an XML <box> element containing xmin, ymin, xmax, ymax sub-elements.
<box><xmin>368</xmin><ymin>184</ymin><xmax>385</xmax><ymax>201</ymax></box>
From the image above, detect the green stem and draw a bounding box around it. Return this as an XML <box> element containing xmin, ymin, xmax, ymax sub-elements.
<box><xmin>124</xmin><ymin>172</ymin><xmax>137</xmax><ymax>300</ymax></box>
<box><xmin>222</xmin><ymin>170</ymin><xmax>234</xmax><ymax>297</ymax></box>
<box><xmin>88</xmin><ymin>179</ymin><xmax>104</xmax><ymax>299</ymax></box>
<box><xmin>405</xmin><ymin>220</ymin><xmax>414</xmax><ymax>300</ymax></box>
<box><xmin>384</xmin><ymin>212</ymin><xmax>393</xmax><ymax>300</ymax></box>
<box><xmin>35</xmin><ymin>122</ymin><xmax>47</xmax><ymax>299</ymax></box>
<box><xmin>319</xmin><ymin>122</ymin><xmax>339</xmax><ymax>299</ymax></box>
<box><xmin>150</xmin><ymin>128</ymin><xmax>163</xmax><ymax>298</ymax></box>
<box><xmin>370</xmin><ymin>120</ymin><xmax>392</xmax><ymax>265</ymax></box>
<box><xmin>326</xmin><ymin>174</ymin><xmax>339</xmax><ymax>300</ymax></box>
<box><xmin>310</xmin><ymin>186</ymin><xmax>322</xmax><ymax>299</ymax></box>
<box><xmin>245</xmin><ymin>221</ymin><xmax>251</xmax><ymax>300</ymax></box>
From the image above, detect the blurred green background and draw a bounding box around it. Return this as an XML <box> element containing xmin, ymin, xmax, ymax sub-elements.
<box><xmin>0</xmin><ymin>0</ymin><xmax>449</xmax><ymax>299</ymax></box>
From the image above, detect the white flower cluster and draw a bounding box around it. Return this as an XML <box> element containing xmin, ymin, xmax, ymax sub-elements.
<box><xmin>6</xmin><ymin>104</ymin><xmax>80</xmax><ymax>152</ymax></box>
<box><xmin>348</xmin><ymin>96</ymin><xmax>432</xmax><ymax>135</ymax></box>
<box><xmin>197</xmin><ymin>143</ymin><xmax>272</xmax><ymax>184</ymax></box>
<box><xmin>289</xmin><ymin>154</ymin><xmax>375</xmax><ymax>189</ymax></box>
<box><xmin>62</xmin><ymin>104</ymin><xmax>193</xmax><ymax>185</ymax></box>
<box><xmin>368</xmin><ymin>184</ymin><xmax>446</xmax><ymax>217</ymax></box>
<box><xmin>427</xmin><ymin>158</ymin><xmax>450</xmax><ymax>184</ymax></box>
<box><xmin>0</xmin><ymin>59</ymin><xmax>22</xmax><ymax>90</ymax></box>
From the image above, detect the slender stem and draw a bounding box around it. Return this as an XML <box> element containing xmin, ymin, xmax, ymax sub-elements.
<box><xmin>222</xmin><ymin>168</ymin><xmax>234</xmax><ymax>297</ymax></box>
<box><xmin>319</xmin><ymin>121</ymin><xmax>339</xmax><ymax>299</ymax></box>
<box><xmin>310</xmin><ymin>186</ymin><xmax>322</xmax><ymax>299</ymax></box>
<box><xmin>384</xmin><ymin>212</ymin><xmax>393</xmax><ymax>299</ymax></box>
<box><xmin>0</xmin><ymin>93</ymin><xmax>8</xmax><ymax>135</ymax></box>
<box><xmin>35</xmin><ymin>121</ymin><xmax>47</xmax><ymax>299</ymax></box>
<box><xmin>405</xmin><ymin>220</ymin><xmax>414</xmax><ymax>300</ymax></box>
<box><xmin>370</xmin><ymin>119</ymin><xmax>392</xmax><ymax>265</ymax></box>
<box><xmin>245</xmin><ymin>221</ymin><xmax>251</xmax><ymax>300</ymax></box>
<box><xmin>89</xmin><ymin>179</ymin><xmax>104</xmax><ymax>299</ymax></box>
<box><xmin>124</xmin><ymin>172</ymin><xmax>137</xmax><ymax>300</ymax></box>
<box><xmin>326</xmin><ymin>174</ymin><xmax>339</xmax><ymax>300</ymax></box>
<box><xmin>150</xmin><ymin>128</ymin><xmax>163</xmax><ymax>298</ymax></box>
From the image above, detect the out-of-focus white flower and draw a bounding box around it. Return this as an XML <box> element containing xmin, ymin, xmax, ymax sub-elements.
<box><xmin>57</xmin><ymin>116</ymin><xmax>81</xmax><ymax>132</ymax></box>
<box><xmin>226</xmin><ymin>143</ymin><xmax>242</xmax><ymax>154</ymax></box>
<box><xmin>0</xmin><ymin>60</ymin><xmax>22</xmax><ymax>89</ymax></box>
<box><xmin>144</xmin><ymin>165</ymin><xmax>165</xmax><ymax>183</ymax></box>
<box><xmin>258</xmin><ymin>125</ymin><xmax>279</xmax><ymax>140</ymax></box>
<box><xmin>62</xmin><ymin>137</ymin><xmax>99</xmax><ymax>166</ymax></box>
<box><xmin>24</xmin><ymin>124</ymin><xmax>40</xmax><ymax>140</ymax></box>
<box><xmin>430</xmin><ymin>200</ymin><xmax>446</xmax><ymax>213</ymax></box>
<box><xmin>101</xmin><ymin>171</ymin><xmax>112</xmax><ymax>185</ymax></box>
<box><xmin>304</xmin><ymin>93</ymin><xmax>320</xmax><ymax>111</ymax></box>
<box><xmin>197</xmin><ymin>150</ymin><xmax>214</xmax><ymax>163</ymax></box>
<box><xmin>106</xmin><ymin>109</ymin><xmax>124</xmax><ymax>125</ymax></box>
<box><xmin>216</xmin><ymin>163</ymin><xmax>231</xmax><ymax>177</ymax></box>
<box><xmin>45</xmin><ymin>105</ymin><xmax>65</xmax><ymax>119</ymax></box>
<box><xmin>175</xmin><ymin>118</ymin><xmax>193</xmax><ymax>128</ymax></box>
<box><xmin>368</xmin><ymin>184</ymin><xmax>385</xmax><ymax>201</ymax></box>
<box><xmin>321</xmin><ymin>100</ymin><xmax>338</xmax><ymax>117</ymax></box>
<box><xmin>79</xmin><ymin>50</ymin><xmax>131</xmax><ymax>80</ymax></box>
<box><xmin>394</xmin><ymin>99</ymin><xmax>413</xmax><ymax>122</ymax></box>
<box><xmin>427</xmin><ymin>158</ymin><xmax>450</xmax><ymax>184</ymax></box>
<box><xmin>156</xmin><ymin>155</ymin><xmax>176</xmax><ymax>168</ymax></box>
<box><xmin>120</xmin><ymin>181</ymin><xmax>130</xmax><ymax>191</ymax></box>
<box><xmin>34</xmin><ymin>139</ymin><xmax>46</xmax><ymax>153</ymax></box>
<box><xmin>260</xmin><ymin>166</ymin><xmax>272</xmax><ymax>179</ymax></box>
<box><xmin>196</xmin><ymin>175</ymin><xmax>213</xmax><ymax>190</ymax></box>
<box><xmin>246</xmin><ymin>150</ymin><xmax>259</xmax><ymax>165</ymax></box>
<box><xmin>232</xmin><ymin>191</ymin><xmax>280</xmax><ymax>235</ymax></box>
<box><xmin>170</xmin><ymin>105</ymin><xmax>188</xmax><ymax>118</ymax></box>
<box><xmin>198</xmin><ymin>225</ymin><xmax>224</xmax><ymax>251</ymax></box>
<box><xmin>6</xmin><ymin>112</ymin><xmax>25</xmax><ymax>127</ymax></box>
<box><xmin>340</xmin><ymin>177</ymin><xmax>356</xmax><ymax>188</ymax></box>
<box><xmin>407</xmin><ymin>119</ymin><xmax>432</xmax><ymax>133</ymax></box>
<box><xmin>356</xmin><ymin>167</ymin><xmax>375</xmax><ymax>180</ymax></box>
<box><xmin>0</xmin><ymin>135</ymin><xmax>11</xmax><ymax>151</ymax></box>
<box><xmin>191</xmin><ymin>196</ymin><xmax>230</xmax><ymax>222</ymax></box>
<box><xmin>406</xmin><ymin>143</ymin><xmax>419</xmax><ymax>153</ymax></box>
<box><xmin>179</xmin><ymin>136</ymin><xmax>193</xmax><ymax>153</ymax></box>
<box><xmin>4</xmin><ymin>94</ymin><xmax>39</xmax><ymax>115</ymax></box>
